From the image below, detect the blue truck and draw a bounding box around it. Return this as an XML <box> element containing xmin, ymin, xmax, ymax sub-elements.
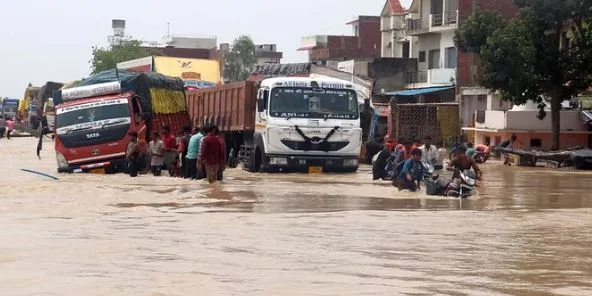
<box><xmin>1</xmin><ymin>98</ymin><xmax>19</xmax><ymax>119</ymax></box>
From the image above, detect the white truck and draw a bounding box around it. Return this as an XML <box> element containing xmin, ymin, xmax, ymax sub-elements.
<box><xmin>244</xmin><ymin>77</ymin><xmax>362</xmax><ymax>173</ymax></box>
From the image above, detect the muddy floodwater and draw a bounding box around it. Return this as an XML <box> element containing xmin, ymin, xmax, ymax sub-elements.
<box><xmin>1</xmin><ymin>137</ymin><xmax>592</xmax><ymax>295</ymax></box>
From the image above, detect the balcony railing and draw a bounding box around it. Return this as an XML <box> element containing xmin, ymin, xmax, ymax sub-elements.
<box><xmin>445</xmin><ymin>10</ymin><xmax>458</xmax><ymax>25</ymax></box>
<box><xmin>408</xmin><ymin>11</ymin><xmax>459</xmax><ymax>34</ymax></box>
<box><xmin>407</xmin><ymin>71</ymin><xmax>428</xmax><ymax>84</ymax></box>
<box><xmin>407</xmin><ymin>19</ymin><xmax>428</xmax><ymax>34</ymax></box>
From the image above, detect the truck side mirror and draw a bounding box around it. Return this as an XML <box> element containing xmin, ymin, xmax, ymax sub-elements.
<box><xmin>257</xmin><ymin>99</ymin><xmax>266</xmax><ymax>112</ymax></box>
<box><xmin>257</xmin><ymin>89</ymin><xmax>269</xmax><ymax>112</ymax></box>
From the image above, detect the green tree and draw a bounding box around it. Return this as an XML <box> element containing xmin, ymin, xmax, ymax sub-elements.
<box><xmin>455</xmin><ymin>0</ymin><xmax>592</xmax><ymax>150</ymax></box>
<box><xmin>90</xmin><ymin>40</ymin><xmax>151</xmax><ymax>74</ymax></box>
<box><xmin>225</xmin><ymin>35</ymin><xmax>257</xmax><ymax>82</ymax></box>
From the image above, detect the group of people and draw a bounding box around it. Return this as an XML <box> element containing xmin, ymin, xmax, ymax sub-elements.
<box><xmin>372</xmin><ymin>135</ymin><xmax>483</xmax><ymax>192</ymax></box>
<box><xmin>125</xmin><ymin>125</ymin><xmax>228</xmax><ymax>184</ymax></box>
<box><xmin>0</xmin><ymin>115</ymin><xmax>16</xmax><ymax>139</ymax></box>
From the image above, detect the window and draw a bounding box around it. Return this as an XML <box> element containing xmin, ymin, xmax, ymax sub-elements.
<box><xmin>445</xmin><ymin>47</ymin><xmax>457</xmax><ymax>68</ymax></box>
<box><xmin>419</xmin><ymin>51</ymin><xmax>426</xmax><ymax>63</ymax></box>
<box><xmin>530</xmin><ymin>138</ymin><xmax>542</xmax><ymax>148</ymax></box>
<box><xmin>428</xmin><ymin>49</ymin><xmax>440</xmax><ymax>69</ymax></box>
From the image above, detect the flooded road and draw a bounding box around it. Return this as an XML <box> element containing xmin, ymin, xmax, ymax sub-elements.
<box><xmin>1</xmin><ymin>137</ymin><xmax>592</xmax><ymax>295</ymax></box>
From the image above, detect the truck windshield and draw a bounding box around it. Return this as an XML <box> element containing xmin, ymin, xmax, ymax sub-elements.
<box><xmin>55</xmin><ymin>99</ymin><xmax>130</xmax><ymax>134</ymax></box>
<box><xmin>270</xmin><ymin>87</ymin><xmax>359</xmax><ymax>119</ymax></box>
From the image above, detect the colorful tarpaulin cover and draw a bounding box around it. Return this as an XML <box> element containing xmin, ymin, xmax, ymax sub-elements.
<box><xmin>52</xmin><ymin>69</ymin><xmax>187</xmax><ymax>117</ymax></box>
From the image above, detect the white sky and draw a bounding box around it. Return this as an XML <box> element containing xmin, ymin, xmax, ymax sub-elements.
<box><xmin>0</xmin><ymin>0</ymin><xmax>412</xmax><ymax>97</ymax></box>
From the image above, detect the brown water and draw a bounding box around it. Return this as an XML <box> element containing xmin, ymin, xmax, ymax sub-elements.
<box><xmin>1</xmin><ymin>137</ymin><xmax>592</xmax><ymax>295</ymax></box>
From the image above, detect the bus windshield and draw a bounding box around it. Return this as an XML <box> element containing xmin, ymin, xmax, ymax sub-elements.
<box><xmin>269</xmin><ymin>87</ymin><xmax>359</xmax><ymax>119</ymax></box>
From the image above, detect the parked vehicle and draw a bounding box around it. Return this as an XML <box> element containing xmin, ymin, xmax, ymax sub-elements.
<box><xmin>51</xmin><ymin>69</ymin><xmax>190</xmax><ymax>174</ymax></box>
<box><xmin>426</xmin><ymin>169</ymin><xmax>477</xmax><ymax>198</ymax></box>
<box><xmin>186</xmin><ymin>77</ymin><xmax>363</xmax><ymax>173</ymax></box>
<box><xmin>1</xmin><ymin>98</ymin><xmax>19</xmax><ymax>119</ymax></box>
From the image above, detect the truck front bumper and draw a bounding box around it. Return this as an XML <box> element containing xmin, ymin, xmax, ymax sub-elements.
<box><xmin>58</xmin><ymin>157</ymin><xmax>131</xmax><ymax>174</ymax></box>
<box><xmin>265</xmin><ymin>154</ymin><xmax>359</xmax><ymax>172</ymax></box>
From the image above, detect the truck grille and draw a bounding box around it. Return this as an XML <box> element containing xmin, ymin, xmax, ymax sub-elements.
<box><xmin>280</xmin><ymin>140</ymin><xmax>349</xmax><ymax>152</ymax></box>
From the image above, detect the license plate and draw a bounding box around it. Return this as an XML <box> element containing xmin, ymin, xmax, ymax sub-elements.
<box><xmin>90</xmin><ymin>168</ymin><xmax>105</xmax><ymax>174</ymax></box>
<box><xmin>308</xmin><ymin>166</ymin><xmax>323</xmax><ymax>174</ymax></box>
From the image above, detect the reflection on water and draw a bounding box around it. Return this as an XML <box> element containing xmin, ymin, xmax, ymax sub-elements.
<box><xmin>1</xmin><ymin>138</ymin><xmax>592</xmax><ymax>295</ymax></box>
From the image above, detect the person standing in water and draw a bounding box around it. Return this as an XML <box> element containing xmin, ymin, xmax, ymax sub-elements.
<box><xmin>148</xmin><ymin>132</ymin><xmax>165</xmax><ymax>176</ymax></box>
<box><xmin>200</xmin><ymin>126</ymin><xmax>225</xmax><ymax>184</ymax></box>
<box><xmin>0</xmin><ymin>116</ymin><xmax>5</xmax><ymax>139</ymax></box>
<box><xmin>5</xmin><ymin>116</ymin><xmax>15</xmax><ymax>140</ymax></box>
<box><xmin>126</xmin><ymin>132</ymin><xmax>141</xmax><ymax>177</ymax></box>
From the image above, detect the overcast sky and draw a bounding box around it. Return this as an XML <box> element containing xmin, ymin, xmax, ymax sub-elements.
<box><xmin>0</xmin><ymin>0</ymin><xmax>412</xmax><ymax>98</ymax></box>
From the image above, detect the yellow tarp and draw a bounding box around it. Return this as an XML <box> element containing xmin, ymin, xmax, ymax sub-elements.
<box><xmin>153</xmin><ymin>56</ymin><xmax>220</xmax><ymax>84</ymax></box>
<box><xmin>149</xmin><ymin>88</ymin><xmax>186</xmax><ymax>114</ymax></box>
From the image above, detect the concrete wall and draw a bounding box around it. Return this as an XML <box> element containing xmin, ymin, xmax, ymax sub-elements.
<box><xmin>369</xmin><ymin>58</ymin><xmax>418</xmax><ymax>93</ymax></box>
<box><xmin>474</xmin><ymin>131</ymin><xmax>590</xmax><ymax>150</ymax></box>
<box><xmin>417</xmin><ymin>34</ymin><xmax>441</xmax><ymax>70</ymax></box>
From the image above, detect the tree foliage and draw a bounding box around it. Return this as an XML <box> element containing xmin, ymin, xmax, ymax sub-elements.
<box><xmin>225</xmin><ymin>35</ymin><xmax>257</xmax><ymax>82</ymax></box>
<box><xmin>455</xmin><ymin>0</ymin><xmax>592</xmax><ymax>150</ymax></box>
<box><xmin>90</xmin><ymin>40</ymin><xmax>151</xmax><ymax>74</ymax></box>
<box><xmin>454</xmin><ymin>10</ymin><xmax>506</xmax><ymax>53</ymax></box>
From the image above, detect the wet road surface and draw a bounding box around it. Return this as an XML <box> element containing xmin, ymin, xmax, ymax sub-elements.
<box><xmin>1</xmin><ymin>138</ymin><xmax>592</xmax><ymax>295</ymax></box>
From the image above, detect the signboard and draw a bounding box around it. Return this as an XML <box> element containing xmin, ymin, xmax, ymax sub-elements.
<box><xmin>181</xmin><ymin>72</ymin><xmax>202</xmax><ymax>80</ymax></box>
<box><xmin>337</xmin><ymin>60</ymin><xmax>355</xmax><ymax>74</ymax></box>
<box><xmin>61</xmin><ymin>81</ymin><xmax>122</xmax><ymax>101</ymax></box>
<box><xmin>279</xmin><ymin>80</ymin><xmax>349</xmax><ymax>89</ymax></box>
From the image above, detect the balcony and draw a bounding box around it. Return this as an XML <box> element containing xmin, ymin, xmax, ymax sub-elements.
<box><xmin>407</xmin><ymin>68</ymin><xmax>456</xmax><ymax>86</ymax></box>
<box><xmin>407</xmin><ymin>11</ymin><xmax>458</xmax><ymax>35</ymax></box>
<box><xmin>475</xmin><ymin>110</ymin><xmax>589</xmax><ymax>131</ymax></box>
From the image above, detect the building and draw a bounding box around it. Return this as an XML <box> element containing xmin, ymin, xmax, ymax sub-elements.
<box><xmin>218</xmin><ymin>43</ymin><xmax>284</xmax><ymax>83</ymax></box>
<box><xmin>255</xmin><ymin>44</ymin><xmax>283</xmax><ymax>65</ymax></box>
<box><xmin>142</xmin><ymin>35</ymin><xmax>218</xmax><ymax>60</ymax></box>
<box><xmin>380</xmin><ymin>0</ymin><xmax>409</xmax><ymax>58</ymax></box>
<box><xmin>464</xmin><ymin>97</ymin><xmax>592</xmax><ymax>150</ymax></box>
<box><xmin>298</xmin><ymin>16</ymin><xmax>381</xmax><ymax>65</ymax></box>
<box><xmin>107</xmin><ymin>19</ymin><xmax>219</xmax><ymax>59</ymax></box>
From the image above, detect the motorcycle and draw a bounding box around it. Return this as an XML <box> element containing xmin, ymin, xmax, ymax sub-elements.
<box><xmin>425</xmin><ymin>169</ymin><xmax>477</xmax><ymax>198</ymax></box>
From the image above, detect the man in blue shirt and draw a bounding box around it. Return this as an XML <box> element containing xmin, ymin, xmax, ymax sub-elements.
<box><xmin>185</xmin><ymin>128</ymin><xmax>204</xmax><ymax>180</ymax></box>
<box><xmin>395</xmin><ymin>148</ymin><xmax>425</xmax><ymax>192</ymax></box>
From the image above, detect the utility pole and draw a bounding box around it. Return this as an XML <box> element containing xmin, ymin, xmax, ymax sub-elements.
<box><xmin>167</xmin><ymin>22</ymin><xmax>170</xmax><ymax>37</ymax></box>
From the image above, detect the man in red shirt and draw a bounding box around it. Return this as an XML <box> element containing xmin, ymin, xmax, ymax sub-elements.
<box><xmin>200</xmin><ymin>126</ymin><xmax>226</xmax><ymax>184</ymax></box>
<box><xmin>161</xmin><ymin>126</ymin><xmax>177</xmax><ymax>176</ymax></box>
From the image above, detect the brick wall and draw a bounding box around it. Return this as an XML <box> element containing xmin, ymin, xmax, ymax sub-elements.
<box><xmin>457</xmin><ymin>0</ymin><xmax>518</xmax><ymax>87</ymax></box>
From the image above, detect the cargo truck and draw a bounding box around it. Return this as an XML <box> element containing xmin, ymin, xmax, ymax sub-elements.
<box><xmin>1</xmin><ymin>98</ymin><xmax>19</xmax><ymax>119</ymax></box>
<box><xmin>52</xmin><ymin>69</ymin><xmax>190</xmax><ymax>174</ymax></box>
<box><xmin>186</xmin><ymin>77</ymin><xmax>362</xmax><ymax>173</ymax></box>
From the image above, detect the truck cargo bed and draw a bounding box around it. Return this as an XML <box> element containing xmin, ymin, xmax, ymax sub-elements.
<box><xmin>186</xmin><ymin>81</ymin><xmax>257</xmax><ymax>132</ymax></box>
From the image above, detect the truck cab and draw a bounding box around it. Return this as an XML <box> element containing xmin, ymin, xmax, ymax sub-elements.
<box><xmin>54</xmin><ymin>82</ymin><xmax>147</xmax><ymax>173</ymax></box>
<box><xmin>244</xmin><ymin>77</ymin><xmax>362</xmax><ymax>173</ymax></box>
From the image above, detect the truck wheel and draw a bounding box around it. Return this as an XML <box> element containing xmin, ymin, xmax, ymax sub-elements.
<box><xmin>255</xmin><ymin>148</ymin><xmax>272</xmax><ymax>173</ymax></box>
<box><xmin>247</xmin><ymin>148</ymin><xmax>258</xmax><ymax>173</ymax></box>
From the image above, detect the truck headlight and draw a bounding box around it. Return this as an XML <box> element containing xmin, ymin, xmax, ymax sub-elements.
<box><xmin>56</xmin><ymin>152</ymin><xmax>68</xmax><ymax>168</ymax></box>
<box><xmin>269</xmin><ymin>157</ymin><xmax>288</xmax><ymax>165</ymax></box>
<box><xmin>343</xmin><ymin>159</ymin><xmax>358</xmax><ymax>167</ymax></box>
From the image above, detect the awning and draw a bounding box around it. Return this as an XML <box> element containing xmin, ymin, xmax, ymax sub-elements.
<box><xmin>385</xmin><ymin>86</ymin><xmax>454</xmax><ymax>97</ymax></box>
<box><xmin>581</xmin><ymin>110</ymin><xmax>592</xmax><ymax>125</ymax></box>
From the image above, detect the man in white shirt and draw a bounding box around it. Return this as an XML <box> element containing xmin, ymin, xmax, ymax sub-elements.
<box><xmin>419</xmin><ymin>136</ymin><xmax>439</xmax><ymax>168</ymax></box>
